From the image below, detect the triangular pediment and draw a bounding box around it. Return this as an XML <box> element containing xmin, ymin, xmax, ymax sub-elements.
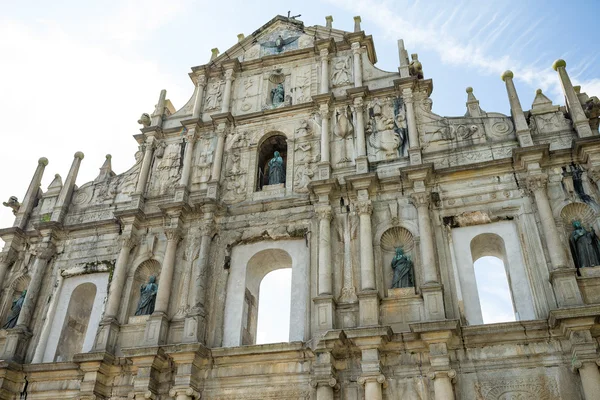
<box><xmin>207</xmin><ymin>15</ymin><xmax>351</xmax><ymax>66</ymax></box>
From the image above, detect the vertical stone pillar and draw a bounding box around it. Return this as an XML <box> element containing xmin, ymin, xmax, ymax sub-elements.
<box><xmin>103</xmin><ymin>236</ymin><xmax>136</xmax><ymax>321</ymax></box>
<box><xmin>351</xmin><ymin>42</ymin><xmax>363</xmax><ymax>87</ymax></box>
<box><xmin>397</xmin><ymin>39</ymin><xmax>410</xmax><ymax>78</ymax></box>
<box><xmin>320</xmin><ymin>49</ymin><xmax>330</xmax><ymax>94</ymax></box>
<box><xmin>317</xmin><ymin>206</ymin><xmax>333</xmax><ymax>295</ymax></box>
<box><xmin>183</xmin><ymin>206</ymin><xmax>214</xmax><ymax>343</ymax></box>
<box><xmin>221</xmin><ymin>69</ymin><xmax>235</xmax><ymax>113</ymax></box>
<box><xmin>357</xmin><ymin>345</ymin><xmax>387</xmax><ymax>400</ymax></box>
<box><xmin>191</xmin><ymin>75</ymin><xmax>206</xmax><ymax>119</ymax></box>
<box><xmin>51</xmin><ymin>151</ymin><xmax>84</xmax><ymax>222</ymax></box>
<box><xmin>553</xmin><ymin>59</ymin><xmax>593</xmax><ymax>138</ymax></box>
<box><xmin>150</xmin><ymin>90</ymin><xmax>167</xmax><ymax>126</ymax></box>
<box><xmin>179</xmin><ymin>132</ymin><xmax>197</xmax><ymax>188</ymax></box>
<box><xmin>357</xmin><ymin>200</ymin><xmax>375</xmax><ymax>291</ymax></box>
<box><xmin>402</xmin><ymin>88</ymin><xmax>422</xmax><ymax>165</ymax></box>
<box><xmin>14</xmin><ymin>157</ymin><xmax>48</xmax><ymax>229</ymax></box>
<box><xmin>411</xmin><ymin>192</ymin><xmax>437</xmax><ymax>284</ymax></box>
<box><xmin>354</xmin><ymin>97</ymin><xmax>366</xmax><ymax>157</ymax></box>
<box><xmin>320</xmin><ymin>106</ymin><xmax>331</xmax><ymax>163</ymax></box>
<box><xmin>501</xmin><ymin>71</ymin><xmax>534</xmax><ymax>147</ymax></box>
<box><xmin>16</xmin><ymin>240</ymin><xmax>55</xmax><ymax>330</ymax></box>
<box><xmin>575</xmin><ymin>362</ymin><xmax>600</xmax><ymax>400</ymax></box>
<box><xmin>526</xmin><ymin>174</ymin><xmax>583</xmax><ymax>306</ymax></box>
<box><xmin>135</xmin><ymin>135</ymin><xmax>156</xmax><ymax>195</ymax></box>
<box><xmin>211</xmin><ymin>126</ymin><xmax>227</xmax><ymax>182</ymax></box>
<box><xmin>430</xmin><ymin>371</ymin><xmax>456</xmax><ymax>400</ymax></box>
<box><xmin>154</xmin><ymin>229</ymin><xmax>181</xmax><ymax>315</ymax></box>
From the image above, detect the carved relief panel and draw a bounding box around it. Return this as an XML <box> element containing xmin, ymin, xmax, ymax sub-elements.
<box><xmin>146</xmin><ymin>141</ymin><xmax>182</xmax><ymax>196</ymax></box>
<box><xmin>366</xmin><ymin>97</ymin><xmax>407</xmax><ymax>162</ymax></box>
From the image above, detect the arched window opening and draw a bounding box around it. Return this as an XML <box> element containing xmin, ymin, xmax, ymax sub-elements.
<box><xmin>470</xmin><ymin>233</ymin><xmax>516</xmax><ymax>324</ymax></box>
<box><xmin>54</xmin><ymin>282</ymin><xmax>96</xmax><ymax>362</ymax></box>
<box><xmin>256</xmin><ymin>268</ymin><xmax>292</xmax><ymax>344</ymax></box>
<box><xmin>473</xmin><ymin>256</ymin><xmax>516</xmax><ymax>324</ymax></box>
<box><xmin>257</xmin><ymin>134</ymin><xmax>287</xmax><ymax>191</ymax></box>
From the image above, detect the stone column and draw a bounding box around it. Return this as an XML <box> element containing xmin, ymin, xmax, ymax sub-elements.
<box><xmin>574</xmin><ymin>361</ymin><xmax>600</xmax><ymax>400</ymax></box>
<box><xmin>51</xmin><ymin>151</ymin><xmax>84</xmax><ymax>222</ymax></box>
<box><xmin>430</xmin><ymin>371</ymin><xmax>456</xmax><ymax>400</ymax></box>
<box><xmin>357</xmin><ymin>200</ymin><xmax>375</xmax><ymax>290</ymax></box>
<box><xmin>179</xmin><ymin>133</ymin><xmax>197</xmax><ymax>188</ymax></box>
<box><xmin>527</xmin><ymin>174</ymin><xmax>582</xmax><ymax>306</ymax></box>
<box><xmin>402</xmin><ymin>88</ymin><xmax>422</xmax><ymax>165</ymax></box>
<box><xmin>354</xmin><ymin>97</ymin><xmax>366</xmax><ymax>157</ymax></box>
<box><xmin>553</xmin><ymin>59</ymin><xmax>593</xmax><ymax>138</ymax></box>
<box><xmin>501</xmin><ymin>71</ymin><xmax>533</xmax><ymax>147</ymax></box>
<box><xmin>360</xmin><ymin>376</ymin><xmax>385</xmax><ymax>400</ymax></box>
<box><xmin>320</xmin><ymin>49</ymin><xmax>330</xmax><ymax>94</ymax></box>
<box><xmin>183</xmin><ymin>208</ymin><xmax>214</xmax><ymax>343</ymax></box>
<box><xmin>316</xmin><ymin>385</ymin><xmax>334</xmax><ymax>400</ymax></box>
<box><xmin>14</xmin><ymin>157</ymin><xmax>48</xmax><ymax>229</ymax></box>
<box><xmin>221</xmin><ymin>69</ymin><xmax>235</xmax><ymax>113</ymax></box>
<box><xmin>103</xmin><ymin>236</ymin><xmax>136</xmax><ymax>320</ymax></box>
<box><xmin>411</xmin><ymin>192</ymin><xmax>437</xmax><ymax>284</ymax></box>
<box><xmin>526</xmin><ymin>175</ymin><xmax>568</xmax><ymax>270</ymax></box>
<box><xmin>192</xmin><ymin>75</ymin><xmax>206</xmax><ymax>119</ymax></box>
<box><xmin>169</xmin><ymin>388</ymin><xmax>199</xmax><ymax>400</ymax></box>
<box><xmin>317</xmin><ymin>206</ymin><xmax>333</xmax><ymax>295</ymax></box>
<box><xmin>135</xmin><ymin>136</ymin><xmax>156</xmax><ymax>194</ymax></box>
<box><xmin>154</xmin><ymin>229</ymin><xmax>181</xmax><ymax>315</ymax></box>
<box><xmin>320</xmin><ymin>106</ymin><xmax>331</xmax><ymax>163</ymax></box>
<box><xmin>351</xmin><ymin>42</ymin><xmax>363</xmax><ymax>87</ymax></box>
<box><xmin>16</xmin><ymin>241</ymin><xmax>55</xmax><ymax>329</ymax></box>
<box><xmin>211</xmin><ymin>127</ymin><xmax>227</xmax><ymax>181</ymax></box>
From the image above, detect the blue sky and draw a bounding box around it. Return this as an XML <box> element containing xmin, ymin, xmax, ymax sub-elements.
<box><xmin>0</xmin><ymin>1</ymin><xmax>597</xmax><ymax>330</ymax></box>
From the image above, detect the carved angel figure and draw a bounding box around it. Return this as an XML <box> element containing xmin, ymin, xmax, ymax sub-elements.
<box><xmin>205</xmin><ymin>82</ymin><xmax>223</xmax><ymax>110</ymax></box>
<box><xmin>331</xmin><ymin>57</ymin><xmax>352</xmax><ymax>86</ymax></box>
<box><xmin>261</xmin><ymin>35</ymin><xmax>299</xmax><ymax>53</ymax></box>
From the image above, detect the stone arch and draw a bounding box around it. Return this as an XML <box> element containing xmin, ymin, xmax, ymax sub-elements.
<box><xmin>256</xmin><ymin>132</ymin><xmax>289</xmax><ymax>190</ymax></box>
<box><xmin>54</xmin><ymin>282</ymin><xmax>97</xmax><ymax>361</ymax></box>
<box><xmin>223</xmin><ymin>239</ymin><xmax>309</xmax><ymax>347</ymax></box>
<box><xmin>451</xmin><ymin>221</ymin><xmax>536</xmax><ymax>325</ymax></box>
<box><xmin>127</xmin><ymin>259</ymin><xmax>161</xmax><ymax>318</ymax></box>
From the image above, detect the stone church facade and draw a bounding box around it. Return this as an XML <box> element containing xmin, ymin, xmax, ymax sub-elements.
<box><xmin>1</xmin><ymin>14</ymin><xmax>600</xmax><ymax>400</ymax></box>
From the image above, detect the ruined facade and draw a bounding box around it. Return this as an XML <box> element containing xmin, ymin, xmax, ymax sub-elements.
<box><xmin>1</xmin><ymin>14</ymin><xmax>600</xmax><ymax>400</ymax></box>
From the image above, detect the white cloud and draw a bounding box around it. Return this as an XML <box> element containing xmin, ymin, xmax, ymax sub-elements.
<box><xmin>326</xmin><ymin>0</ymin><xmax>599</xmax><ymax>102</ymax></box>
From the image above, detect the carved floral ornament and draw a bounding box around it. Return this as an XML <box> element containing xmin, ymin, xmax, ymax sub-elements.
<box><xmin>526</xmin><ymin>174</ymin><xmax>549</xmax><ymax>192</ymax></box>
<box><xmin>355</xmin><ymin>200</ymin><xmax>373</xmax><ymax>215</ymax></box>
<box><xmin>315</xmin><ymin>206</ymin><xmax>333</xmax><ymax>221</ymax></box>
<box><xmin>410</xmin><ymin>191</ymin><xmax>430</xmax><ymax>207</ymax></box>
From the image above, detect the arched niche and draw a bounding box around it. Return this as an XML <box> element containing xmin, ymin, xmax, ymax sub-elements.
<box><xmin>256</xmin><ymin>133</ymin><xmax>288</xmax><ymax>191</ymax></box>
<box><xmin>54</xmin><ymin>282</ymin><xmax>97</xmax><ymax>361</ymax></box>
<box><xmin>223</xmin><ymin>240</ymin><xmax>309</xmax><ymax>347</ymax></box>
<box><xmin>127</xmin><ymin>259</ymin><xmax>161</xmax><ymax>319</ymax></box>
<box><xmin>560</xmin><ymin>202</ymin><xmax>597</xmax><ymax>232</ymax></box>
<box><xmin>0</xmin><ymin>274</ymin><xmax>30</xmax><ymax>329</ymax></box>
<box><xmin>41</xmin><ymin>273</ymin><xmax>108</xmax><ymax>362</ymax></box>
<box><xmin>451</xmin><ymin>221</ymin><xmax>536</xmax><ymax>325</ymax></box>
<box><xmin>379</xmin><ymin>226</ymin><xmax>416</xmax><ymax>293</ymax></box>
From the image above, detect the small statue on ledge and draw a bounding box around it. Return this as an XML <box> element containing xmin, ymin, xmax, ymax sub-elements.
<box><xmin>569</xmin><ymin>220</ymin><xmax>600</xmax><ymax>270</ymax></box>
<box><xmin>391</xmin><ymin>247</ymin><xmax>414</xmax><ymax>289</ymax></box>
<box><xmin>2</xmin><ymin>196</ymin><xmax>20</xmax><ymax>215</ymax></box>
<box><xmin>2</xmin><ymin>290</ymin><xmax>26</xmax><ymax>329</ymax></box>
<box><xmin>271</xmin><ymin>83</ymin><xmax>285</xmax><ymax>107</ymax></box>
<box><xmin>135</xmin><ymin>276</ymin><xmax>158</xmax><ymax>316</ymax></box>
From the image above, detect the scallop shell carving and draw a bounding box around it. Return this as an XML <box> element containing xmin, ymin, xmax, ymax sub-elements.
<box><xmin>380</xmin><ymin>226</ymin><xmax>414</xmax><ymax>253</ymax></box>
<box><xmin>560</xmin><ymin>202</ymin><xmax>596</xmax><ymax>229</ymax></box>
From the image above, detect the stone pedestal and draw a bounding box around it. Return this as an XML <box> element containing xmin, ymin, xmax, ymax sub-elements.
<box><xmin>317</xmin><ymin>161</ymin><xmax>331</xmax><ymax>180</ymax></box>
<box><xmin>388</xmin><ymin>287</ymin><xmax>416</xmax><ymax>298</ymax></box>
<box><xmin>182</xmin><ymin>313</ymin><xmax>206</xmax><ymax>344</ymax></box>
<box><xmin>408</xmin><ymin>148</ymin><xmax>422</xmax><ymax>165</ymax></box>
<box><xmin>422</xmin><ymin>284</ymin><xmax>445</xmax><ymax>321</ymax></box>
<box><xmin>358</xmin><ymin>290</ymin><xmax>379</xmax><ymax>327</ymax></box>
<box><xmin>143</xmin><ymin>314</ymin><xmax>169</xmax><ymax>346</ymax></box>
<box><xmin>314</xmin><ymin>295</ymin><xmax>336</xmax><ymax>332</ymax></box>
<box><xmin>206</xmin><ymin>180</ymin><xmax>219</xmax><ymax>199</ymax></box>
<box><xmin>0</xmin><ymin>328</ymin><xmax>31</xmax><ymax>362</ymax></box>
<box><xmin>355</xmin><ymin>155</ymin><xmax>369</xmax><ymax>174</ymax></box>
<box><xmin>93</xmin><ymin>319</ymin><xmax>120</xmax><ymax>354</ymax></box>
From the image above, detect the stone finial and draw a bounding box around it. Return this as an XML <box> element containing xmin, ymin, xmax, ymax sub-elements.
<box><xmin>138</xmin><ymin>113</ymin><xmax>151</xmax><ymax>127</ymax></box>
<box><xmin>501</xmin><ymin>70</ymin><xmax>514</xmax><ymax>81</ymax></box>
<box><xmin>237</xmin><ymin>33</ymin><xmax>245</xmax><ymax>42</ymax></box>
<box><xmin>465</xmin><ymin>87</ymin><xmax>484</xmax><ymax>117</ymax></box>
<box><xmin>325</xmin><ymin>15</ymin><xmax>333</xmax><ymax>29</ymax></box>
<box><xmin>574</xmin><ymin>85</ymin><xmax>581</xmax><ymax>94</ymax></box>
<box><xmin>210</xmin><ymin>48</ymin><xmax>220</xmax><ymax>61</ymax></box>
<box><xmin>74</xmin><ymin>151</ymin><xmax>84</xmax><ymax>160</ymax></box>
<box><xmin>38</xmin><ymin>157</ymin><xmax>49</xmax><ymax>166</ymax></box>
<box><xmin>46</xmin><ymin>174</ymin><xmax>63</xmax><ymax>195</ymax></box>
<box><xmin>353</xmin><ymin>16</ymin><xmax>361</xmax><ymax>32</ymax></box>
<box><xmin>398</xmin><ymin>39</ymin><xmax>410</xmax><ymax>78</ymax></box>
<box><xmin>530</xmin><ymin>88</ymin><xmax>559</xmax><ymax>114</ymax></box>
<box><xmin>552</xmin><ymin>59</ymin><xmax>566</xmax><ymax>71</ymax></box>
<box><xmin>95</xmin><ymin>154</ymin><xmax>115</xmax><ymax>183</ymax></box>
